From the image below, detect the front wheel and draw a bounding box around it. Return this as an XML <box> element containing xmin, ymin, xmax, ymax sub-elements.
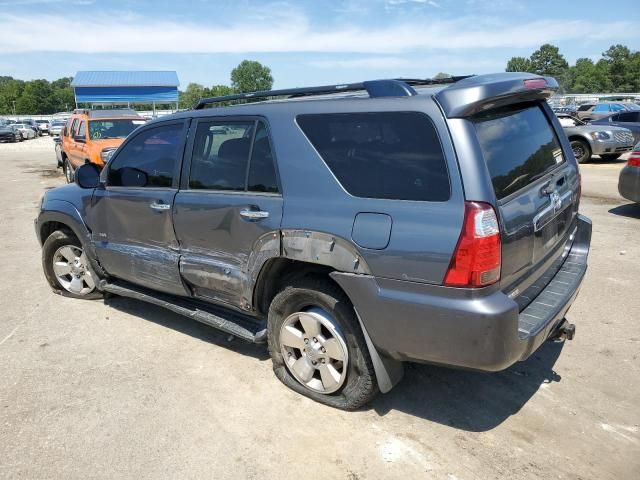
<box><xmin>63</xmin><ymin>159</ymin><xmax>75</xmax><ymax>183</ymax></box>
<box><xmin>600</xmin><ymin>153</ymin><xmax>621</xmax><ymax>161</ymax></box>
<box><xmin>42</xmin><ymin>230</ymin><xmax>102</xmax><ymax>299</ymax></box>
<box><xmin>268</xmin><ymin>277</ymin><xmax>378</xmax><ymax>410</ymax></box>
<box><xmin>571</xmin><ymin>139</ymin><xmax>591</xmax><ymax>164</ymax></box>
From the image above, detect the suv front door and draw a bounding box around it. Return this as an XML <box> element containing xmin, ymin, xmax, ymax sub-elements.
<box><xmin>173</xmin><ymin>118</ymin><xmax>283</xmax><ymax>309</ymax></box>
<box><xmin>90</xmin><ymin>120</ymin><xmax>189</xmax><ymax>296</ymax></box>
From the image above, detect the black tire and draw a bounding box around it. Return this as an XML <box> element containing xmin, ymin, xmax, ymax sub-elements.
<box><xmin>600</xmin><ymin>153</ymin><xmax>621</xmax><ymax>161</ymax></box>
<box><xmin>42</xmin><ymin>230</ymin><xmax>102</xmax><ymax>300</ymax></box>
<box><xmin>268</xmin><ymin>277</ymin><xmax>378</xmax><ymax>410</ymax></box>
<box><xmin>63</xmin><ymin>158</ymin><xmax>74</xmax><ymax>183</ymax></box>
<box><xmin>570</xmin><ymin>139</ymin><xmax>591</xmax><ymax>164</ymax></box>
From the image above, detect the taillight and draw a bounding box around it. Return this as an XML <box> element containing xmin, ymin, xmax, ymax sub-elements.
<box><xmin>444</xmin><ymin>202</ymin><xmax>501</xmax><ymax>288</ymax></box>
<box><xmin>628</xmin><ymin>151</ymin><xmax>640</xmax><ymax>167</ymax></box>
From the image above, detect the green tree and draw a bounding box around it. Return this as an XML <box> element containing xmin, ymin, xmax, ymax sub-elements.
<box><xmin>506</xmin><ymin>56</ymin><xmax>532</xmax><ymax>72</ymax></box>
<box><xmin>179</xmin><ymin>83</ymin><xmax>207</xmax><ymax>109</ymax></box>
<box><xmin>0</xmin><ymin>78</ymin><xmax>24</xmax><ymax>114</ymax></box>
<box><xmin>230</xmin><ymin>60</ymin><xmax>274</xmax><ymax>93</ymax></box>
<box><xmin>15</xmin><ymin>79</ymin><xmax>55</xmax><ymax>114</ymax></box>
<box><xmin>433</xmin><ymin>72</ymin><xmax>452</xmax><ymax>79</ymax></box>
<box><xmin>529</xmin><ymin>44</ymin><xmax>569</xmax><ymax>91</ymax></box>
<box><xmin>602</xmin><ymin>44</ymin><xmax>636</xmax><ymax>92</ymax></box>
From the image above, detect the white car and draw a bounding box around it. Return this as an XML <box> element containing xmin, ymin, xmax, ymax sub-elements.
<box><xmin>35</xmin><ymin>119</ymin><xmax>50</xmax><ymax>135</ymax></box>
<box><xmin>13</xmin><ymin>124</ymin><xmax>36</xmax><ymax>140</ymax></box>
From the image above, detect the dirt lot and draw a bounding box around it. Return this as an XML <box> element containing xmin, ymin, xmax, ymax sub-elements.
<box><xmin>0</xmin><ymin>137</ymin><xmax>638</xmax><ymax>480</ymax></box>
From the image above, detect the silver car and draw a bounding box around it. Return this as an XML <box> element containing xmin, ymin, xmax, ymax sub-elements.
<box><xmin>12</xmin><ymin>123</ymin><xmax>36</xmax><ymax>140</ymax></box>
<box><xmin>557</xmin><ymin>114</ymin><xmax>634</xmax><ymax>163</ymax></box>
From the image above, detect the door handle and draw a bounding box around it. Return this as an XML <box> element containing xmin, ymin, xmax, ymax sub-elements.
<box><xmin>239</xmin><ymin>209</ymin><xmax>269</xmax><ymax>220</ymax></box>
<box><xmin>150</xmin><ymin>202</ymin><xmax>171</xmax><ymax>211</ymax></box>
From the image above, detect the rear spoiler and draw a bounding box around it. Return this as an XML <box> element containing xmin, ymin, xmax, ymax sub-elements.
<box><xmin>435</xmin><ymin>73</ymin><xmax>558</xmax><ymax>118</ymax></box>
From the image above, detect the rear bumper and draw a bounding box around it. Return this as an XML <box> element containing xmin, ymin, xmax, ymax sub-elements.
<box><xmin>618</xmin><ymin>165</ymin><xmax>640</xmax><ymax>202</ymax></box>
<box><xmin>332</xmin><ymin>214</ymin><xmax>592</xmax><ymax>371</ymax></box>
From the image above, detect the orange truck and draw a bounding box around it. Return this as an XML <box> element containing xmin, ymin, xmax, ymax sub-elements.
<box><xmin>61</xmin><ymin>109</ymin><xmax>146</xmax><ymax>183</ymax></box>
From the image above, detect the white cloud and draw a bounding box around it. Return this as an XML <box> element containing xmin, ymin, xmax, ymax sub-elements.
<box><xmin>0</xmin><ymin>13</ymin><xmax>635</xmax><ymax>54</ymax></box>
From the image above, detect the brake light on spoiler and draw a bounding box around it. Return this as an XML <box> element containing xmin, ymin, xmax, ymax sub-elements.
<box><xmin>444</xmin><ymin>202</ymin><xmax>501</xmax><ymax>288</ymax></box>
<box><xmin>523</xmin><ymin>78</ymin><xmax>548</xmax><ymax>90</ymax></box>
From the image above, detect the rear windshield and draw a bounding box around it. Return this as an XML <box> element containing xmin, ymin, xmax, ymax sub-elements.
<box><xmin>297</xmin><ymin>112</ymin><xmax>450</xmax><ymax>201</ymax></box>
<box><xmin>473</xmin><ymin>104</ymin><xmax>564</xmax><ymax>200</ymax></box>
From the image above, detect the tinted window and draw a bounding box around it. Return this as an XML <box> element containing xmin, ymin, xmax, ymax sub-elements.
<box><xmin>297</xmin><ymin>112</ymin><xmax>449</xmax><ymax>201</ymax></box>
<box><xmin>577</xmin><ymin>104</ymin><xmax>593</xmax><ymax>112</ymax></box>
<box><xmin>189</xmin><ymin>120</ymin><xmax>279</xmax><ymax>193</ymax></box>
<box><xmin>593</xmin><ymin>104</ymin><xmax>610</xmax><ymax>113</ymax></box>
<box><xmin>248</xmin><ymin>122</ymin><xmax>278</xmax><ymax>193</ymax></box>
<box><xmin>473</xmin><ymin>104</ymin><xmax>563</xmax><ymax>200</ymax></box>
<box><xmin>108</xmin><ymin>123</ymin><xmax>183</xmax><ymax>188</ymax></box>
<box><xmin>70</xmin><ymin>119</ymin><xmax>78</xmax><ymax>136</ymax></box>
<box><xmin>77</xmin><ymin>121</ymin><xmax>86</xmax><ymax>138</ymax></box>
<box><xmin>189</xmin><ymin>121</ymin><xmax>254</xmax><ymax>191</ymax></box>
<box><xmin>611</xmin><ymin>104</ymin><xmax>625</xmax><ymax>112</ymax></box>
<box><xmin>617</xmin><ymin>112</ymin><xmax>640</xmax><ymax>122</ymax></box>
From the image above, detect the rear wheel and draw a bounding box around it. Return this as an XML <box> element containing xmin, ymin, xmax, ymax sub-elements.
<box><xmin>268</xmin><ymin>277</ymin><xmax>378</xmax><ymax>410</ymax></box>
<box><xmin>570</xmin><ymin>139</ymin><xmax>591</xmax><ymax>164</ymax></box>
<box><xmin>42</xmin><ymin>230</ymin><xmax>102</xmax><ymax>299</ymax></box>
<box><xmin>600</xmin><ymin>153</ymin><xmax>621</xmax><ymax>161</ymax></box>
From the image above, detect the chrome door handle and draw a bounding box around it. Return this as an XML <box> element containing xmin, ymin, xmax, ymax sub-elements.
<box><xmin>239</xmin><ymin>209</ymin><xmax>269</xmax><ymax>220</ymax></box>
<box><xmin>150</xmin><ymin>202</ymin><xmax>171</xmax><ymax>211</ymax></box>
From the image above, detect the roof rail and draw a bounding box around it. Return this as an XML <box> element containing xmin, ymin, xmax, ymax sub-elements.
<box><xmin>193</xmin><ymin>76</ymin><xmax>473</xmax><ymax>109</ymax></box>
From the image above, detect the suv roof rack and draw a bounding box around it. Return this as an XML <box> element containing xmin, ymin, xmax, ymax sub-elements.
<box><xmin>193</xmin><ymin>75</ymin><xmax>473</xmax><ymax>109</ymax></box>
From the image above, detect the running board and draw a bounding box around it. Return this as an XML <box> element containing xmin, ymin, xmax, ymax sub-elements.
<box><xmin>100</xmin><ymin>281</ymin><xmax>267</xmax><ymax>344</ymax></box>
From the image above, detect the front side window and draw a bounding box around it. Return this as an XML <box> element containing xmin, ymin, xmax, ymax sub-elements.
<box><xmin>297</xmin><ymin>112</ymin><xmax>450</xmax><ymax>201</ymax></box>
<box><xmin>77</xmin><ymin>121</ymin><xmax>86</xmax><ymax>138</ymax></box>
<box><xmin>189</xmin><ymin>120</ymin><xmax>279</xmax><ymax>193</ymax></box>
<box><xmin>611</xmin><ymin>104</ymin><xmax>625</xmax><ymax>112</ymax></box>
<box><xmin>473</xmin><ymin>104</ymin><xmax>563</xmax><ymax>200</ymax></box>
<box><xmin>89</xmin><ymin>119</ymin><xmax>145</xmax><ymax>140</ymax></box>
<box><xmin>108</xmin><ymin>123</ymin><xmax>183</xmax><ymax>188</ymax></box>
<box><xmin>69</xmin><ymin>119</ymin><xmax>78</xmax><ymax>137</ymax></box>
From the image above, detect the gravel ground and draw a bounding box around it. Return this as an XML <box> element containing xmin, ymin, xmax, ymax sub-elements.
<box><xmin>0</xmin><ymin>137</ymin><xmax>638</xmax><ymax>479</ymax></box>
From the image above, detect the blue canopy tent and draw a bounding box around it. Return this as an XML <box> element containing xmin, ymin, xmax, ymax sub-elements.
<box><xmin>71</xmin><ymin>71</ymin><xmax>180</xmax><ymax>113</ymax></box>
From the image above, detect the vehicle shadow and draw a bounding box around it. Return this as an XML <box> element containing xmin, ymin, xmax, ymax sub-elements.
<box><xmin>371</xmin><ymin>340</ymin><xmax>564</xmax><ymax>432</ymax></box>
<box><xmin>103</xmin><ymin>295</ymin><xmax>270</xmax><ymax>361</ymax></box>
<box><xmin>609</xmin><ymin>203</ymin><xmax>640</xmax><ymax>219</ymax></box>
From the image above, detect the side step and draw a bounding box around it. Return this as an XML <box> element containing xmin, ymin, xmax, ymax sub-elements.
<box><xmin>100</xmin><ymin>281</ymin><xmax>267</xmax><ymax>344</ymax></box>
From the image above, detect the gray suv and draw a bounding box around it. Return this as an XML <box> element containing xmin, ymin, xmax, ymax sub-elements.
<box><xmin>35</xmin><ymin>73</ymin><xmax>591</xmax><ymax>409</ymax></box>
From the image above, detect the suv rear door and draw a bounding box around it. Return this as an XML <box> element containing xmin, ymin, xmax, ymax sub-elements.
<box><xmin>470</xmin><ymin>102</ymin><xmax>580</xmax><ymax>302</ymax></box>
<box><xmin>173</xmin><ymin>117</ymin><xmax>282</xmax><ymax>309</ymax></box>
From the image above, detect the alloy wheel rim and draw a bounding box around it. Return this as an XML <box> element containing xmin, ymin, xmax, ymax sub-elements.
<box><xmin>279</xmin><ymin>307</ymin><xmax>349</xmax><ymax>394</ymax></box>
<box><xmin>52</xmin><ymin>245</ymin><xmax>95</xmax><ymax>295</ymax></box>
<box><xmin>65</xmin><ymin>162</ymin><xmax>73</xmax><ymax>183</ymax></box>
<box><xmin>572</xmin><ymin>143</ymin><xmax>585</xmax><ymax>160</ymax></box>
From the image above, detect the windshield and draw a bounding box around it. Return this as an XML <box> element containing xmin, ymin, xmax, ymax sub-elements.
<box><xmin>88</xmin><ymin>119</ymin><xmax>145</xmax><ymax>140</ymax></box>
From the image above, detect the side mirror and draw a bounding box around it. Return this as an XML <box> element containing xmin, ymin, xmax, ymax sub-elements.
<box><xmin>75</xmin><ymin>163</ymin><xmax>101</xmax><ymax>189</ymax></box>
<box><xmin>74</xmin><ymin>135</ymin><xmax>86</xmax><ymax>143</ymax></box>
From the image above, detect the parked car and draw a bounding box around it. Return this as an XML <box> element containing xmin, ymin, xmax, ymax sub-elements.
<box><xmin>20</xmin><ymin>119</ymin><xmax>41</xmax><ymax>136</ymax></box>
<box><xmin>36</xmin><ymin>73</ymin><xmax>591</xmax><ymax>409</ymax></box>
<box><xmin>556</xmin><ymin>113</ymin><xmax>634</xmax><ymax>163</ymax></box>
<box><xmin>590</xmin><ymin>111</ymin><xmax>640</xmax><ymax>145</ymax></box>
<box><xmin>578</xmin><ymin>102</ymin><xmax>640</xmax><ymax>123</ymax></box>
<box><xmin>35</xmin><ymin>119</ymin><xmax>50</xmax><ymax>135</ymax></box>
<box><xmin>49</xmin><ymin>119</ymin><xmax>66</xmax><ymax>136</ymax></box>
<box><xmin>0</xmin><ymin>125</ymin><xmax>22</xmax><ymax>143</ymax></box>
<box><xmin>618</xmin><ymin>142</ymin><xmax>640</xmax><ymax>203</ymax></box>
<box><xmin>12</xmin><ymin>123</ymin><xmax>36</xmax><ymax>140</ymax></box>
<box><xmin>60</xmin><ymin>109</ymin><xmax>145</xmax><ymax>183</ymax></box>
<box><xmin>53</xmin><ymin>136</ymin><xmax>63</xmax><ymax>167</ymax></box>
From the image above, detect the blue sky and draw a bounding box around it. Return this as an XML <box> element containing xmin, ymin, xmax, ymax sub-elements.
<box><xmin>0</xmin><ymin>0</ymin><xmax>638</xmax><ymax>89</ymax></box>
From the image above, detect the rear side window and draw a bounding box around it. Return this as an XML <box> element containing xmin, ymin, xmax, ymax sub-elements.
<box><xmin>297</xmin><ymin>112</ymin><xmax>449</xmax><ymax>201</ymax></box>
<box><xmin>473</xmin><ymin>104</ymin><xmax>563</xmax><ymax>200</ymax></box>
<box><xmin>593</xmin><ymin>104</ymin><xmax>610</xmax><ymax>113</ymax></box>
